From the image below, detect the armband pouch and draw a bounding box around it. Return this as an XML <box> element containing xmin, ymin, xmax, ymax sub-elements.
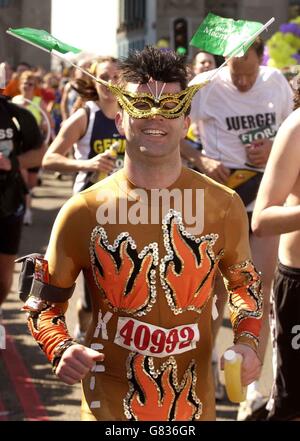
<box><xmin>16</xmin><ymin>253</ymin><xmax>75</xmax><ymax>309</ymax></box>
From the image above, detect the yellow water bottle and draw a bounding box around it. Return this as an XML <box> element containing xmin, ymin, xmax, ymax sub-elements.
<box><xmin>224</xmin><ymin>349</ymin><xmax>247</xmax><ymax>403</ymax></box>
<box><xmin>96</xmin><ymin>141</ymin><xmax>120</xmax><ymax>182</ymax></box>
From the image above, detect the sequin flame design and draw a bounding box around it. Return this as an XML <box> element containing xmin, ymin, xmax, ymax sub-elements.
<box><xmin>227</xmin><ymin>259</ymin><xmax>263</xmax><ymax>345</ymax></box>
<box><xmin>90</xmin><ymin>227</ymin><xmax>159</xmax><ymax>316</ymax></box>
<box><xmin>124</xmin><ymin>353</ymin><xmax>202</xmax><ymax>421</ymax></box>
<box><xmin>160</xmin><ymin>211</ymin><xmax>222</xmax><ymax>315</ymax></box>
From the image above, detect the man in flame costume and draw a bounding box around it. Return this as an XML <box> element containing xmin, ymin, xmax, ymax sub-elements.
<box><xmin>19</xmin><ymin>47</ymin><xmax>263</xmax><ymax>421</ymax></box>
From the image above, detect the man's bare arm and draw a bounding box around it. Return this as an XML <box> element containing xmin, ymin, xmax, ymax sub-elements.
<box><xmin>43</xmin><ymin>109</ymin><xmax>115</xmax><ymax>174</ymax></box>
<box><xmin>252</xmin><ymin>109</ymin><xmax>300</xmax><ymax>236</ymax></box>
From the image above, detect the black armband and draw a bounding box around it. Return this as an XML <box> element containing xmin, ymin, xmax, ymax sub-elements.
<box><xmin>16</xmin><ymin>253</ymin><xmax>75</xmax><ymax>304</ymax></box>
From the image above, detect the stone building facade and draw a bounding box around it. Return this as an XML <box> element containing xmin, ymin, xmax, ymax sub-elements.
<box><xmin>117</xmin><ymin>0</ymin><xmax>295</xmax><ymax>60</ymax></box>
<box><xmin>0</xmin><ymin>0</ymin><xmax>51</xmax><ymax>69</ymax></box>
<box><xmin>1</xmin><ymin>0</ymin><xmax>300</xmax><ymax>69</ymax></box>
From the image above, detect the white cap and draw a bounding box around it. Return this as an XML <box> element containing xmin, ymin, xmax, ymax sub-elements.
<box><xmin>224</xmin><ymin>349</ymin><xmax>237</xmax><ymax>362</ymax></box>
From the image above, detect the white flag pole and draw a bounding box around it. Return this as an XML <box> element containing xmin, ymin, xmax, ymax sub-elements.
<box><xmin>6</xmin><ymin>30</ymin><xmax>103</xmax><ymax>85</ymax></box>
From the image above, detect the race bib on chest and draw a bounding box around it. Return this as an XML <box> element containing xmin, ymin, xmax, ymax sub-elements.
<box><xmin>114</xmin><ymin>317</ymin><xmax>200</xmax><ymax>357</ymax></box>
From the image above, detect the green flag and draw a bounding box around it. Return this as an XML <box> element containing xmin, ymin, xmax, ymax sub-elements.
<box><xmin>7</xmin><ymin>27</ymin><xmax>81</xmax><ymax>54</ymax></box>
<box><xmin>190</xmin><ymin>13</ymin><xmax>263</xmax><ymax>57</ymax></box>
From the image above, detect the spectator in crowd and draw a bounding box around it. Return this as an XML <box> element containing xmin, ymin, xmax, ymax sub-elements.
<box><xmin>12</xmin><ymin>70</ymin><xmax>53</xmax><ymax>225</ymax></box>
<box><xmin>3</xmin><ymin>61</ymin><xmax>31</xmax><ymax>98</ymax></box>
<box><xmin>60</xmin><ymin>58</ymin><xmax>94</xmax><ymax>122</ymax></box>
<box><xmin>0</xmin><ymin>93</ymin><xmax>44</xmax><ymax>346</ymax></box>
<box><xmin>192</xmin><ymin>50</ymin><xmax>217</xmax><ymax>76</ymax></box>
<box><xmin>185</xmin><ymin>51</ymin><xmax>217</xmax><ymax>159</ymax></box>
<box><xmin>45</xmin><ymin>73</ymin><xmax>63</xmax><ymax>138</ymax></box>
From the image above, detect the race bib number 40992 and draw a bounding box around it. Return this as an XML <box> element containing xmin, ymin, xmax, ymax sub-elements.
<box><xmin>114</xmin><ymin>317</ymin><xmax>200</xmax><ymax>357</ymax></box>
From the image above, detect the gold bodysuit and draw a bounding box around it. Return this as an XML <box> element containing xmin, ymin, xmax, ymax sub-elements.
<box><xmin>42</xmin><ymin>167</ymin><xmax>262</xmax><ymax>421</ymax></box>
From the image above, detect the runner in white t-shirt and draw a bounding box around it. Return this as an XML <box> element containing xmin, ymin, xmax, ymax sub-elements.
<box><xmin>189</xmin><ymin>64</ymin><xmax>292</xmax><ymax>173</ymax></box>
<box><xmin>181</xmin><ymin>38</ymin><xmax>294</xmax><ymax>420</ymax></box>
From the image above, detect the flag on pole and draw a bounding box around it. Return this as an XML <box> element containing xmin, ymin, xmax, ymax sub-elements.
<box><xmin>6</xmin><ymin>27</ymin><xmax>99</xmax><ymax>82</ymax></box>
<box><xmin>190</xmin><ymin>13</ymin><xmax>263</xmax><ymax>57</ymax></box>
<box><xmin>6</xmin><ymin>27</ymin><xmax>81</xmax><ymax>55</ymax></box>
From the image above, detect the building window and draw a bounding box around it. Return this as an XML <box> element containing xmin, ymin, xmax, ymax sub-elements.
<box><xmin>118</xmin><ymin>41</ymin><xmax>129</xmax><ymax>58</ymax></box>
<box><xmin>289</xmin><ymin>0</ymin><xmax>300</xmax><ymax>18</ymax></box>
<box><xmin>129</xmin><ymin>38</ymin><xmax>145</xmax><ymax>51</ymax></box>
<box><xmin>119</xmin><ymin>38</ymin><xmax>145</xmax><ymax>57</ymax></box>
<box><xmin>118</xmin><ymin>0</ymin><xmax>146</xmax><ymax>32</ymax></box>
<box><xmin>204</xmin><ymin>0</ymin><xmax>239</xmax><ymax>19</ymax></box>
<box><xmin>0</xmin><ymin>0</ymin><xmax>11</xmax><ymax>7</ymax></box>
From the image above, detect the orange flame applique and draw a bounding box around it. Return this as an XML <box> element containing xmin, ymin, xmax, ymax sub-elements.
<box><xmin>27</xmin><ymin>305</ymin><xmax>71</xmax><ymax>362</ymax></box>
<box><xmin>90</xmin><ymin>227</ymin><xmax>159</xmax><ymax>316</ymax></box>
<box><xmin>160</xmin><ymin>211</ymin><xmax>222</xmax><ymax>314</ymax></box>
<box><xmin>226</xmin><ymin>259</ymin><xmax>263</xmax><ymax>341</ymax></box>
<box><xmin>124</xmin><ymin>353</ymin><xmax>202</xmax><ymax>421</ymax></box>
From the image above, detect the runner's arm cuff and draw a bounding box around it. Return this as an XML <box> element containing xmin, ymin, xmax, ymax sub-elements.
<box><xmin>234</xmin><ymin>333</ymin><xmax>259</xmax><ymax>353</ymax></box>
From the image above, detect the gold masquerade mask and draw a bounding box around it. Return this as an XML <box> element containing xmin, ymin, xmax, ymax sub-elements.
<box><xmin>96</xmin><ymin>77</ymin><xmax>209</xmax><ymax>119</ymax></box>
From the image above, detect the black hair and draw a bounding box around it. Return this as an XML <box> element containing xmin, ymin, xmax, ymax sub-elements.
<box><xmin>70</xmin><ymin>78</ymin><xmax>98</xmax><ymax>101</ymax></box>
<box><xmin>118</xmin><ymin>46</ymin><xmax>189</xmax><ymax>90</ymax></box>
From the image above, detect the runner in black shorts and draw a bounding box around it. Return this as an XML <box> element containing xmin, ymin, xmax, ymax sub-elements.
<box><xmin>0</xmin><ymin>95</ymin><xmax>43</xmax><ymax>316</ymax></box>
<box><xmin>0</xmin><ymin>206</ymin><xmax>25</xmax><ymax>255</ymax></box>
<box><xmin>253</xmin><ymin>93</ymin><xmax>300</xmax><ymax>420</ymax></box>
<box><xmin>267</xmin><ymin>262</ymin><xmax>300</xmax><ymax>420</ymax></box>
